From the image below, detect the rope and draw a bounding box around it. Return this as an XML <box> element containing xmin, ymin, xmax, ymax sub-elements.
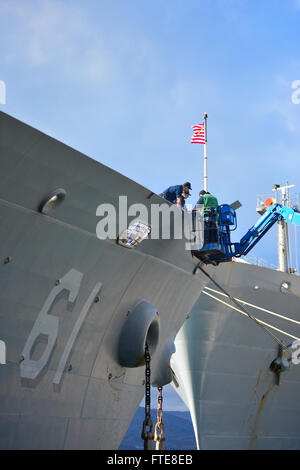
<box><xmin>204</xmin><ymin>286</ymin><xmax>300</xmax><ymax>327</ymax></box>
<box><xmin>203</xmin><ymin>290</ymin><xmax>300</xmax><ymax>342</ymax></box>
<box><xmin>195</xmin><ymin>262</ymin><xmax>289</xmax><ymax>351</ymax></box>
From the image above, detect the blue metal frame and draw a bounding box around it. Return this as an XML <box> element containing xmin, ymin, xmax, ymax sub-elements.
<box><xmin>192</xmin><ymin>203</ymin><xmax>300</xmax><ymax>265</ymax></box>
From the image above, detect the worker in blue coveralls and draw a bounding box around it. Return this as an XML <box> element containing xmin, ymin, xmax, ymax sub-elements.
<box><xmin>160</xmin><ymin>182</ymin><xmax>192</xmax><ymax>208</ymax></box>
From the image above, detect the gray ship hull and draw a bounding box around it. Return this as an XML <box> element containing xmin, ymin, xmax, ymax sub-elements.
<box><xmin>0</xmin><ymin>112</ymin><xmax>210</xmax><ymax>449</ymax></box>
<box><xmin>172</xmin><ymin>260</ymin><xmax>300</xmax><ymax>450</ymax></box>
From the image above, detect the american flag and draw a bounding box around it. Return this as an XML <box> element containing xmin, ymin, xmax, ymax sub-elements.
<box><xmin>190</xmin><ymin>123</ymin><xmax>205</xmax><ymax>144</ymax></box>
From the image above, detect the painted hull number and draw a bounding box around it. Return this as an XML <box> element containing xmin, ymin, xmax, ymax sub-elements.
<box><xmin>20</xmin><ymin>269</ymin><xmax>102</xmax><ymax>384</ymax></box>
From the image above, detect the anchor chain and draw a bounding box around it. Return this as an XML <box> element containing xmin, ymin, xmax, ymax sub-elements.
<box><xmin>154</xmin><ymin>386</ymin><xmax>166</xmax><ymax>450</ymax></box>
<box><xmin>141</xmin><ymin>342</ymin><xmax>154</xmax><ymax>450</ymax></box>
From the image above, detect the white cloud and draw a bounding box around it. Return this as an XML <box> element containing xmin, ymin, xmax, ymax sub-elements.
<box><xmin>0</xmin><ymin>0</ymin><xmax>164</xmax><ymax>89</ymax></box>
<box><xmin>270</xmin><ymin>100</ymin><xmax>300</xmax><ymax>133</ymax></box>
<box><xmin>252</xmin><ymin>74</ymin><xmax>300</xmax><ymax>134</ymax></box>
<box><xmin>1</xmin><ymin>0</ymin><xmax>115</xmax><ymax>83</ymax></box>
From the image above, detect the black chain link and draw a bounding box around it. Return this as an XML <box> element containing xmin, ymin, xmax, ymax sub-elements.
<box><xmin>141</xmin><ymin>342</ymin><xmax>153</xmax><ymax>450</ymax></box>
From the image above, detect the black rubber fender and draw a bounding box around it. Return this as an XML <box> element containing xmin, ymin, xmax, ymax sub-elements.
<box><xmin>118</xmin><ymin>300</ymin><xmax>159</xmax><ymax>368</ymax></box>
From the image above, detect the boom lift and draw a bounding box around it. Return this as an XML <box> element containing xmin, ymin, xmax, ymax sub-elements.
<box><xmin>192</xmin><ymin>201</ymin><xmax>300</xmax><ymax>265</ymax></box>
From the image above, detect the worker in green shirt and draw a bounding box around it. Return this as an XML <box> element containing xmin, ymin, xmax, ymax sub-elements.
<box><xmin>194</xmin><ymin>190</ymin><xmax>219</xmax><ymax>245</ymax></box>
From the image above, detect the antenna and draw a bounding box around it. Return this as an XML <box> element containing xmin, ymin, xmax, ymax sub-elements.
<box><xmin>256</xmin><ymin>183</ymin><xmax>299</xmax><ymax>273</ymax></box>
<box><xmin>272</xmin><ymin>183</ymin><xmax>296</xmax><ymax>273</ymax></box>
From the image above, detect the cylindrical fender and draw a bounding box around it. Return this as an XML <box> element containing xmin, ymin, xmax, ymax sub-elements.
<box><xmin>118</xmin><ymin>300</ymin><xmax>159</xmax><ymax>368</ymax></box>
<box><xmin>151</xmin><ymin>339</ymin><xmax>176</xmax><ymax>387</ymax></box>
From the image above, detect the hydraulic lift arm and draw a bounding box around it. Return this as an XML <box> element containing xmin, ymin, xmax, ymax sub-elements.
<box><xmin>192</xmin><ymin>203</ymin><xmax>300</xmax><ymax>265</ymax></box>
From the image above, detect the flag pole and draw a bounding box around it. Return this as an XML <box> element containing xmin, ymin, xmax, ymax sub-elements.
<box><xmin>203</xmin><ymin>112</ymin><xmax>208</xmax><ymax>192</ymax></box>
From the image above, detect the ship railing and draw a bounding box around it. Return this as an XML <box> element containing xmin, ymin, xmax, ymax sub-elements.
<box><xmin>240</xmin><ymin>254</ymin><xmax>278</xmax><ymax>270</ymax></box>
<box><xmin>236</xmin><ymin>254</ymin><xmax>299</xmax><ymax>275</ymax></box>
<box><xmin>256</xmin><ymin>193</ymin><xmax>300</xmax><ymax>213</ymax></box>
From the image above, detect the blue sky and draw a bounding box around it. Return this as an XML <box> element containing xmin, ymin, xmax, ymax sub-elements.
<box><xmin>1</xmin><ymin>0</ymin><xmax>300</xmax><ymax>411</ymax></box>
<box><xmin>1</xmin><ymin>0</ymin><xmax>300</xmax><ymax>264</ymax></box>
